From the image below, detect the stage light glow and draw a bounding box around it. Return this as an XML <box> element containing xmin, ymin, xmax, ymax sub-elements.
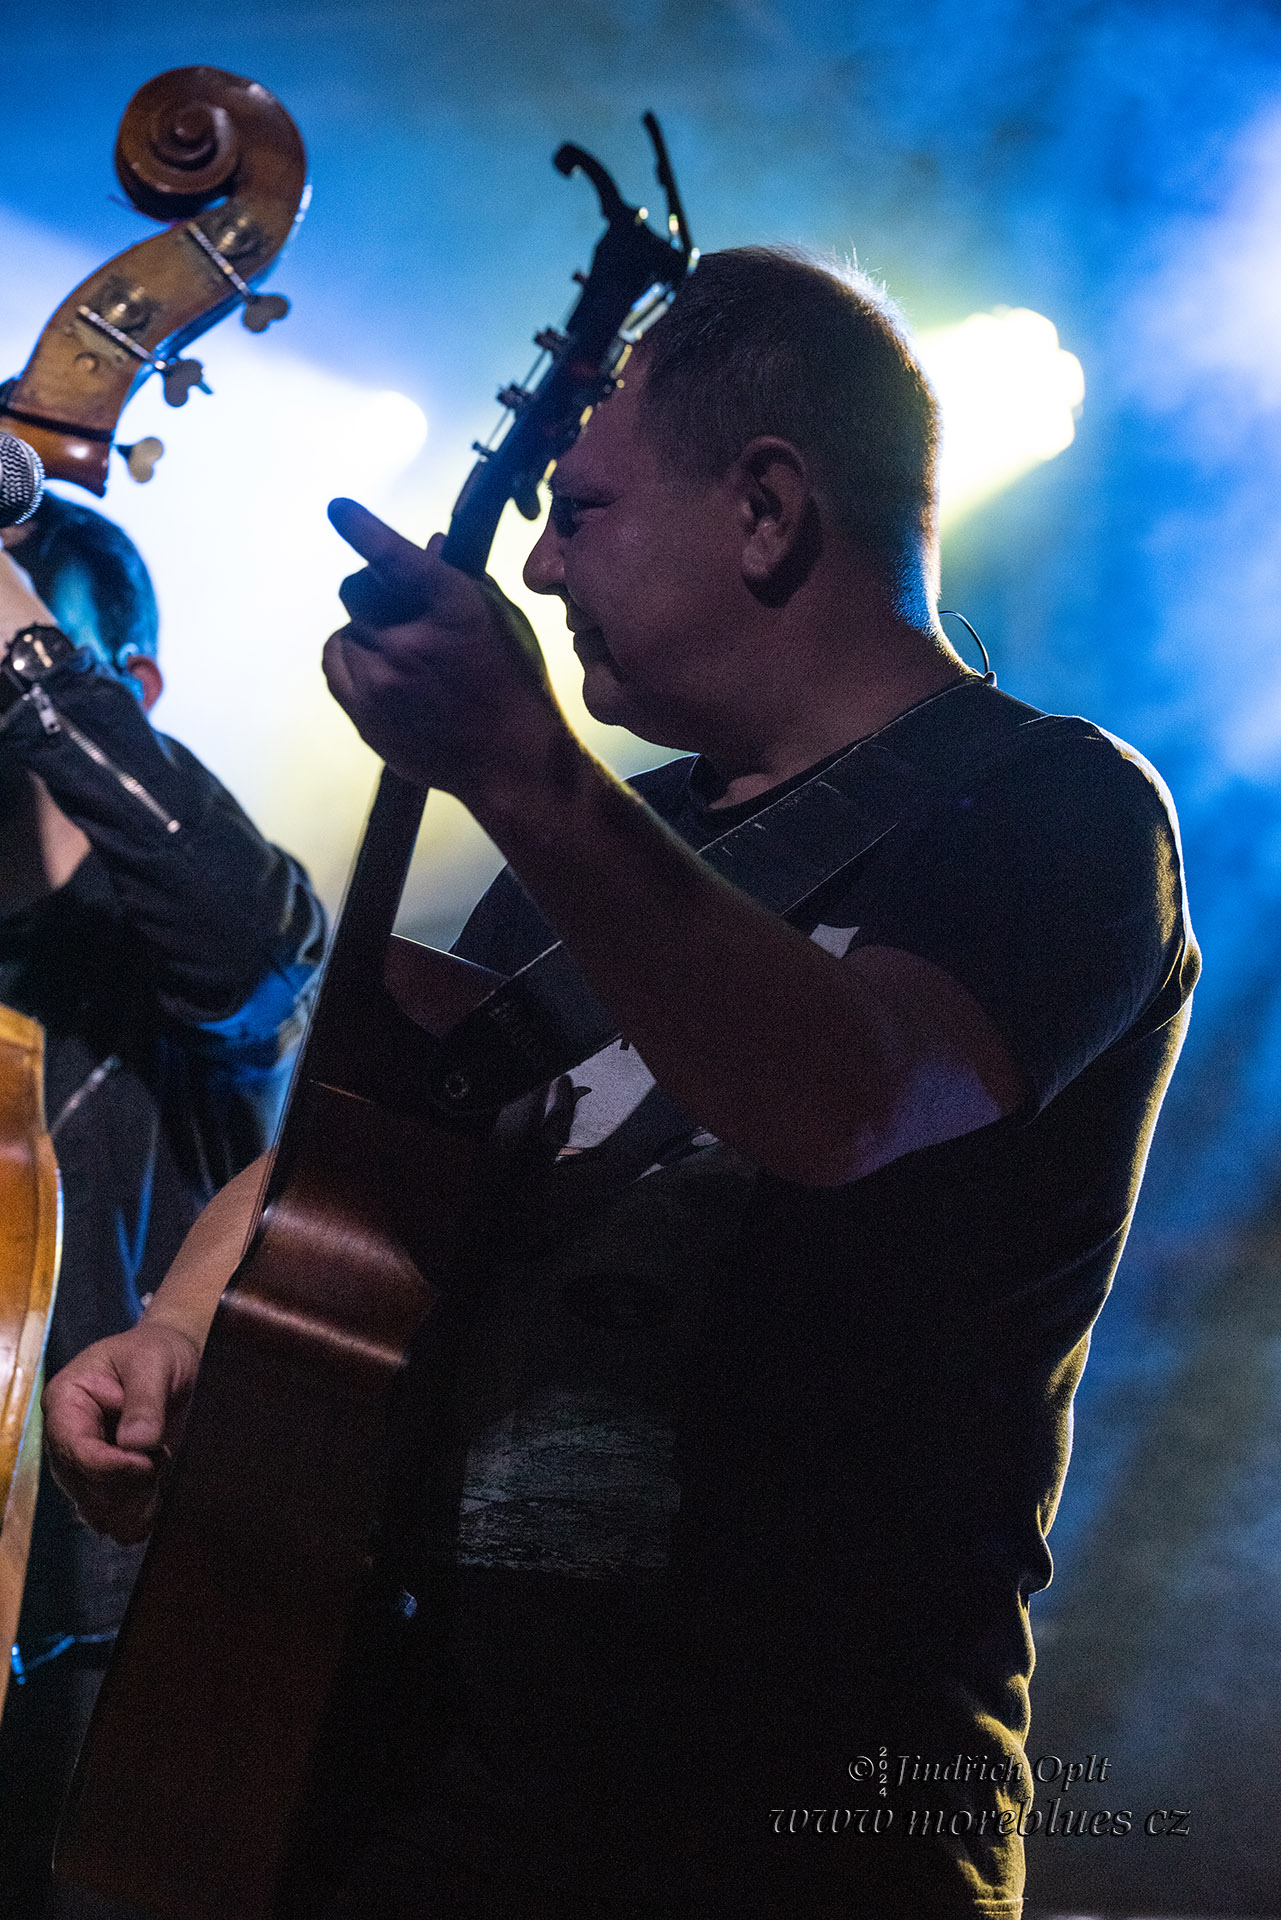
<box><xmin>917</xmin><ymin>307</ymin><xmax>1085</xmax><ymax>527</ymax></box>
<box><xmin>344</xmin><ymin>389</ymin><xmax>429</xmax><ymax>485</ymax></box>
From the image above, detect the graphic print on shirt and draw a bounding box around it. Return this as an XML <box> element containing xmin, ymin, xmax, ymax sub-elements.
<box><xmin>454</xmin><ymin>925</ymin><xmax>857</xmax><ymax>1580</ymax></box>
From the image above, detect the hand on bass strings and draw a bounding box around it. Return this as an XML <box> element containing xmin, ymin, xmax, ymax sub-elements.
<box><xmin>42</xmin><ymin>1322</ymin><xmax>200</xmax><ymax>1544</ymax></box>
<box><xmin>43</xmin><ymin>1153</ymin><xmax>270</xmax><ymax>1542</ymax></box>
<box><xmin>323</xmin><ymin>497</ymin><xmax>572</xmax><ymax>808</ymax></box>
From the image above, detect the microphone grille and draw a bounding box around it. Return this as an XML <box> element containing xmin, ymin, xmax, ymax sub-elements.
<box><xmin>0</xmin><ymin>430</ymin><xmax>45</xmax><ymax>530</ymax></box>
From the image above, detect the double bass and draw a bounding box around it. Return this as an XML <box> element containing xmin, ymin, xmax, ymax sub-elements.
<box><xmin>0</xmin><ymin>66</ymin><xmax>307</xmax><ymax>1713</ymax></box>
<box><xmin>56</xmin><ymin>116</ymin><xmax>694</xmax><ymax>1920</ymax></box>
<box><xmin>0</xmin><ymin>1009</ymin><xmax>60</xmax><ymax>1721</ymax></box>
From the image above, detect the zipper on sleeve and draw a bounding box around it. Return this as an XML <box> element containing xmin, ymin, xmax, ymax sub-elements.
<box><xmin>32</xmin><ymin>689</ymin><xmax>182</xmax><ymax>836</ymax></box>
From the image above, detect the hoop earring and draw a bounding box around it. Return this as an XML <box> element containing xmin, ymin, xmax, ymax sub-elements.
<box><xmin>939</xmin><ymin>608</ymin><xmax>996</xmax><ymax>685</ymax></box>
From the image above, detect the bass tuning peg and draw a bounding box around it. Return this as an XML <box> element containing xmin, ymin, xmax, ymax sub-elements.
<box><xmin>160</xmin><ymin>360</ymin><xmax>208</xmax><ymax>407</ymax></box>
<box><xmin>183</xmin><ymin>222</ymin><xmax>290</xmax><ymax>333</ymax></box>
<box><xmin>242</xmin><ymin>292</ymin><xmax>289</xmax><ymax>333</ymax></box>
<box><xmin>76</xmin><ymin>305</ymin><xmax>212</xmax><ymax>409</ymax></box>
<box><xmin>117</xmin><ymin>437</ymin><xmax>164</xmax><ymax>483</ymax></box>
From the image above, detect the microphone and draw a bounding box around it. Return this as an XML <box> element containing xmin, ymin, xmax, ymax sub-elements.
<box><xmin>0</xmin><ymin>430</ymin><xmax>45</xmax><ymax>530</ymax></box>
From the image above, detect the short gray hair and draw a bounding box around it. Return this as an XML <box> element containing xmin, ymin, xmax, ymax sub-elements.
<box><xmin>637</xmin><ymin>247</ymin><xmax>939</xmax><ymax>570</ymax></box>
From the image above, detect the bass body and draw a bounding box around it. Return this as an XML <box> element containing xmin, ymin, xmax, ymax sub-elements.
<box><xmin>0</xmin><ymin>1006</ymin><xmax>61</xmax><ymax>1724</ymax></box>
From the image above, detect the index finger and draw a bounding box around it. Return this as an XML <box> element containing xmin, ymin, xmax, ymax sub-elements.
<box><xmin>329</xmin><ymin>498</ymin><xmax>441</xmax><ymax>627</ymax></box>
<box><xmin>327</xmin><ymin>497</ymin><xmax>424</xmax><ymax>574</ymax></box>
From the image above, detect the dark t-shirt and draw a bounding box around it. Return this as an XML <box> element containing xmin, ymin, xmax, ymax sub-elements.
<box><xmin>396</xmin><ymin>680</ymin><xmax>1197</xmax><ymax>1917</ymax></box>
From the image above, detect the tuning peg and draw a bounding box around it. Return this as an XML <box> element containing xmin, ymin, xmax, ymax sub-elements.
<box><xmin>534</xmin><ymin>328</ymin><xmax>568</xmax><ymax>355</ymax></box>
<box><xmin>182</xmin><ymin>222</ymin><xmax>290</xmax><ymax>334</ymax></box>
<box><xmin>76</xmin><ymin>306</ymin><xmax>211</xmax><ymax>408</ymax></box>
<box><xmin>242</xmin><ymin>292</ymin><xmax>290</xmax><ymax>333</ymax></box>
<box><xmin>161</xmin><ymin>359</ymin><xmax>210</xmax><ymax>407</ymax></box>
<box><xmin>497</xmin><ymin>384</ymin><xmax>532</xmax><ymax>412</ymax></box>
<box><xmin>117</xmin><ymin>437</ymin><xmax>164</xmax><ymax>483</ymax></box>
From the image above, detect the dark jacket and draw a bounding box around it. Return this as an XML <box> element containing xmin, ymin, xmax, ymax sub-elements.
<box><xmin>0</xmin><ymin>645</ymin><xmax>325</xmax><ymax>1644</ymax></box>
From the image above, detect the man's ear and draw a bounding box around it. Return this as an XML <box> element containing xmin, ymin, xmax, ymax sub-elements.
<box><xmin>734</xmin><ymin>438</ymin><xmax>821</xmax><ymax>601</ymax></box>
<box><xmin>119</xmin><ymin>653</ymin><xmax>164</xmax><ymax>713</ymax></box>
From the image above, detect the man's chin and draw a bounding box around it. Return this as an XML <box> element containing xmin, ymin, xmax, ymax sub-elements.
<box><xmin>580</xmin><ymin>670</ymin><xmax>658</xmax><ymax>742</ymax></box>
<box><xmin>578</xmin><ymin>660</ymin><xmax>634</xmax><ymax>730</ymax></box>
<box><xmin>579</xmin><ymin>676</ymin><xmax>698</xmax><ymax>755</ymax></box>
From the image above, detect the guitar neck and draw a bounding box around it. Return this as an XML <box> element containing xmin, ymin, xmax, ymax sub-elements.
<box><xmin>314</xmin><ymin>767</ymin><xmax>428</xmax><ymax>1007</ymax></box>
<box><xmin>287</xmin><ymin>469</ymin><xmax>498</xmax><ymax>1112</ymax></box>
<box><xmin>277</xmin><ymin>126</ymin><xmax>693</xmax><ymax>1130</ymax></box>
<box><xmin>273</xmin><ymin>766</ymin><xmax>434</xmax><ymax>1151</ymax></box>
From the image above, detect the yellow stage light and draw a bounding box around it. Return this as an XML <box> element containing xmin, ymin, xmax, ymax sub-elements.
<box><xmin>916</xmin><ymin>307</ymin><xmax>1085</xmax><ymax>528</ymax></box>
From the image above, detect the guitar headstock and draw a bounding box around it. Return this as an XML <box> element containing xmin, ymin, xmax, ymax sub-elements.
<box><xmin>441</xmin><ymin>114</ymin><xmax>696</xmax><ymax>577</ymax></box>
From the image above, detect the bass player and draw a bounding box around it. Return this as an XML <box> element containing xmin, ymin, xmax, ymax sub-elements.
<box><xmin>0</xmin><ymin>495</ymin><xmax>324</xmax><ymax>1919</ymax></box>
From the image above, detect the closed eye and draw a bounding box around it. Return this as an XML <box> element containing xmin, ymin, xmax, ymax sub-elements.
<box><xmin>548</xmin><ymin>492</ymin><xmax>609</xmax><ymax>537</ymax></box>
<box><xmin>548</xmin><ymin>494</ymin><xmax>581</xmax><ymax>537</ymax></box>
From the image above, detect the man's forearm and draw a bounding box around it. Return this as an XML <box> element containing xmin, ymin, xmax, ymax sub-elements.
<box><xmin>142</xmin><ymin>1154</ymin><xmax>271</xmax><ymax>1351</ymax></box>
<box><xmin>4</xmin><ymin>661</ymin><xmax>324</xmax><ymax>1019</ymax></box>
<box><xmin>0</xmin><ymin>551</ymin><xmax>323</xmax><ymax>1019</ymax></box>
<box><xmin>465</xmin><ymin>740</ymin><xmax>999</xmax><ymax>1185</ymax></box>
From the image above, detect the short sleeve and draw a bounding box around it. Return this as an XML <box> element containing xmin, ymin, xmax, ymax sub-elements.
<box><xmin>846</xmin><ymin>727</ymin><xmax>1197</xmax><ymax>1113</ymax></box>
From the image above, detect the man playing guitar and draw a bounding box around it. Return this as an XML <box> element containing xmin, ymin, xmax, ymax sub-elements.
<box><xmin>45</xmin><ymin>249</ymin><xmax>1197</xmax><ymax>1919</ymax></box>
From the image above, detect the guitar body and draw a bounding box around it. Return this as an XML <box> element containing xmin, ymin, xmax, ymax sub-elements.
<box><xmin>0</xmin><ymin>1005</ymin><xmax>62</xmax><ymax>1723</ymax></box>
<box><xmin>56</xmin><ymin>936</ymin><xmax>500</xmax><ymax>1919</ymax></box>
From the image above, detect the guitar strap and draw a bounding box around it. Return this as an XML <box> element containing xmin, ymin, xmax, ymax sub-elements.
<box><xmin>427</xmin><ymin>685</ymin><xmax>1091</xmax><ymax>1122</ymax></box>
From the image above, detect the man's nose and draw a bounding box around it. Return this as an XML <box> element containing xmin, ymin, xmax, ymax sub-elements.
<box><xmin>523</xmin><ymin>516</ymin><xmax>565</xmax><ymax>596</ymax></box>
